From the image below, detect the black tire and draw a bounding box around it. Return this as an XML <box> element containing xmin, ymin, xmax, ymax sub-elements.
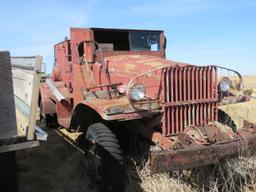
<box><xmin>85</xmin><ymin>123</ymin><xmax>125</xmax><ymax>192</ymax></box>
<box><xmin>218</xmin><ymin>109</ymin><xmax>237</xmax><ymax>132</ymax></box>
<box><xmin>38</xmin><ymin>100</ymin><xmax>50</xmax><ymax>128</ymax></box>
<box><xmin>38</xmin><ymin>113</ymin><xmax>49</xmax><ymax>128</ymax></box>
<box><xmin>38</xmin><ymin>100</ymin><xmax>58</xmax><ymax>128</ymax></box>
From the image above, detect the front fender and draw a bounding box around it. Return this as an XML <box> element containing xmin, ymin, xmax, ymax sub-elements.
<box><xmin>40</xmin><ymin>81</ymin><xmax>73</xmax><ymax>116</ymax></box>
<box><xmin>74</xmin><ymin>97</ymin><xmax>142</xmax><ymax>122</ymax></box>
<box><xmin>39</xmin><ymin>82</ymin><xmax>56</xmax><ymax>115</ymax></box>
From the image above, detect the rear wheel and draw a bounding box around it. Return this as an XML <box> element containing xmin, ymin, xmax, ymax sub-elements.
<box><xmin>84</xmin><ymin>123</ymin><xmax>125</xmax><ymax>192</ymax></box>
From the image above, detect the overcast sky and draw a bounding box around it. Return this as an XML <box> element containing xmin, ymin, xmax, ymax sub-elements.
<box><xmin>0</xmin><ymin>0</ymin><xmax>256</xmax><ymax>75</ymax></box>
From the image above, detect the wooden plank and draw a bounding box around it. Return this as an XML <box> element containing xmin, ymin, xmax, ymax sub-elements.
<box><xmin>0</xmin><ymin>51</ymin><xmax>17</xmax><ymax>139</ymax></box>
<box><xmin>27</xmin><ymin>56</ymin><xmax>42</xmax><ymax>140</ymax></box>
<box><xmin>12</xmin><ymin>68</ymin><xmax>34</xmax><ymax>106</ymax></box>
<box><xmin>0</xmin><ymin>140</ymin><xmax>39</xmax><ymax>153</ymax></box>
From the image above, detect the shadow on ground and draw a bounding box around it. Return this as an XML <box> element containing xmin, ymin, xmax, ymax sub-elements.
<box><xmin>16</xmin><ymin>129</ymin><xmax>98</xmax><ymax>192</ymax></box>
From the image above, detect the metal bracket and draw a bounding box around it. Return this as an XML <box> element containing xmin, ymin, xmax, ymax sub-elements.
<box><xmin>46</xmin><ymin>79</ymin><xmax>65</xmax><ymax>102</ymax></box>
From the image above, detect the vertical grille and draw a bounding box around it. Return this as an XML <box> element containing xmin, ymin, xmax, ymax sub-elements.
<box><xmin>162</xmin><ymin>66</ymin><xmax>218</xmax><ymax>136</ymax></box>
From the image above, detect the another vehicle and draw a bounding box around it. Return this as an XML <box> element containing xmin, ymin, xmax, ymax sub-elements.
<box><xmin>40</xmin><ymin>28</ymin><xmax>256</xmax><ymax>191</ymax></box>
<box><xmin>0</xmin><ymin>52</ymin><xmax>43</xmax><ymax>191</ymax></box>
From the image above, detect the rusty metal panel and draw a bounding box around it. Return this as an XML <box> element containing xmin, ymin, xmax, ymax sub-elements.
<box><xmin>150</xmin><ymin>121</ymin><xmax>256</xmax><ymax>174</ymax></box>
<box><xmin>0</xmin><ymin>51</ymin><xmax>17</xmax><ymax>139</ymax></box>
<box><xmin>162</xmin><ymin>66</ymin><xmax>218</xmax><ymax>136</ymax></box>
<box><xmin>150</xmin><ymin>133</ymin><xmax>256</xmax><ymax>174</ymax></box>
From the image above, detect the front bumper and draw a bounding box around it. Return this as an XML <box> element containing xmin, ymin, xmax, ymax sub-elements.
<box><xmin>150</xmin><ymin>121</ymin><xmax>256</xmax><ymax>174</ymax></box>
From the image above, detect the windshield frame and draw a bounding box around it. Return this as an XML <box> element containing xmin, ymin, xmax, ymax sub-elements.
<box><xmin>92</xmin><ymin>28</ymin><xmax>164</xmax><ymax>52</ymax></box>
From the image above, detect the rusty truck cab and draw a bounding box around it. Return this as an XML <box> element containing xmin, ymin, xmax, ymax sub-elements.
<box><xmin>46</xmin><ymin>28</ymin><xmax>170</xmax><ymax>126</ymax></box>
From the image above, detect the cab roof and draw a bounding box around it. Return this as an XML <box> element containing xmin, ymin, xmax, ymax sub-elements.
<box><xmin>71</xmin><ymin>27</ymin><xmax>164</xmax><ymax>33</ymax></box>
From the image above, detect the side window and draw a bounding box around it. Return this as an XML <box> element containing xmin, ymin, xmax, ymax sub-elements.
<box><xmin>94</xmin><ymin>30</ymin><xmax>130</xmax><ymax>51</ymax></box>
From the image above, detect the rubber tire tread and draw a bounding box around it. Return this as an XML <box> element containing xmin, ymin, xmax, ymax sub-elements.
<box><xmin>86</xmin><ymin>123</ymin><xmax>125</xmax><ymax>192</ymax></box>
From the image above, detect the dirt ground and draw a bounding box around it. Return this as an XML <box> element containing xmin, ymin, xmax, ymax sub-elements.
<box><xmin>16</xmin><ymin>76</ymin><xmax>256</xmax><ymax>192</ymax></box>
<box><xmin>16</xmin><ymin>129</ymin><xmax>98</xmax><ymax>192</ymax></box>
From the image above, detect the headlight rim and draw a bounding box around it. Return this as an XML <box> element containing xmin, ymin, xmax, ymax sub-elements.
<box><xmin>129</xmin><ymin>84</ymin><xmax>146</xmax><ymax>101</ymax></box>
<box><xmin>219</xmin><ymin>78</ymin><xmax>232</xmax><ymax>92</ymax></box>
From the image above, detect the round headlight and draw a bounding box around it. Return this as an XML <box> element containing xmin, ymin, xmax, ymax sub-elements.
<box><xmin>220</xmin><ymin>80</ymin><xmax>231</xmax><ymax>92</ymax></box>
<box><xmin>130</xmin><ymin>84</ymin><xmax>146</xmax><ymax>101</ymax></box>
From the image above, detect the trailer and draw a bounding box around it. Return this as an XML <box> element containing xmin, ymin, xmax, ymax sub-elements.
<box><xmin>0</xmin><ymin>51</ymin><xmax>44</xmax><ymax>191</ymax></box>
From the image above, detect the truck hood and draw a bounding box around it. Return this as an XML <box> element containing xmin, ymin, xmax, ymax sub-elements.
<box><xmin>105</xmin><ymin>54</ymin><xmax>185</xmax><ymax>77</ymax></box>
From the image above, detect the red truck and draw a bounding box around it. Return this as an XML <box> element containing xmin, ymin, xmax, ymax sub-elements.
<box><xmin>39</xmin><ymin>28</ymin><xmax>256</xmax><ymax>191</ymax></box>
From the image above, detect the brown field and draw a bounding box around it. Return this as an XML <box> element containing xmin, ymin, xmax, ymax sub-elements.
<box><xmin>16</xmin><ymin>76</ymin><xmax>256</xmax><ymax>192</ymax></box>
<box><xmin>243</xmin><ymin>76</ymin><xmax>256</xmax><ymax>89</ymax></box>
<box><xmin>243</xmin><ymin>75</ymin><xmax>256</xmax><ymax>97</ymax></box>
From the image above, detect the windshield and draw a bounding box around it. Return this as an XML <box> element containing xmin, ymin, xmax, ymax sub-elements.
<box><xmin>93</xmin><ymin>29</ymin><xmax>162</xmax><ymax>51</ymax></box>
<box><xmin>129</xmin><ymin>31</ymin><xmax>161</xmax><ymax>51</ymax></box>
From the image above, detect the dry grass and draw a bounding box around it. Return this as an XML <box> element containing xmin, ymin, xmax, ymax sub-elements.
<box><xmin>134</xmin><ymin>163</ymin><xmax>193</xmax><ymax>192</ymax></box>
<box><xmin>219</xmin><ymin>100</ymin><xmax>256</xmax><ymax>128</ymax></box>
<box><xmin>124</xmin><ymin>156</ymin><xmax>256</xmax><ymax>192</ymax></box>
<box><xmin>242</xmin><ymin>76</ymin><xmax>256</xmax><ymax>90</ymax></box>
<box><xmin>242</xmin><ymin>76</ymin><xmax>256</xmax><ymax>97</ymax></box>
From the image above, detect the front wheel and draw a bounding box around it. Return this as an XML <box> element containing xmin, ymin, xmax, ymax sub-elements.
<box><xmin>85</xmin><ymin>123</ymin><xmax>125</xmax><ymax>192</ymax></box>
